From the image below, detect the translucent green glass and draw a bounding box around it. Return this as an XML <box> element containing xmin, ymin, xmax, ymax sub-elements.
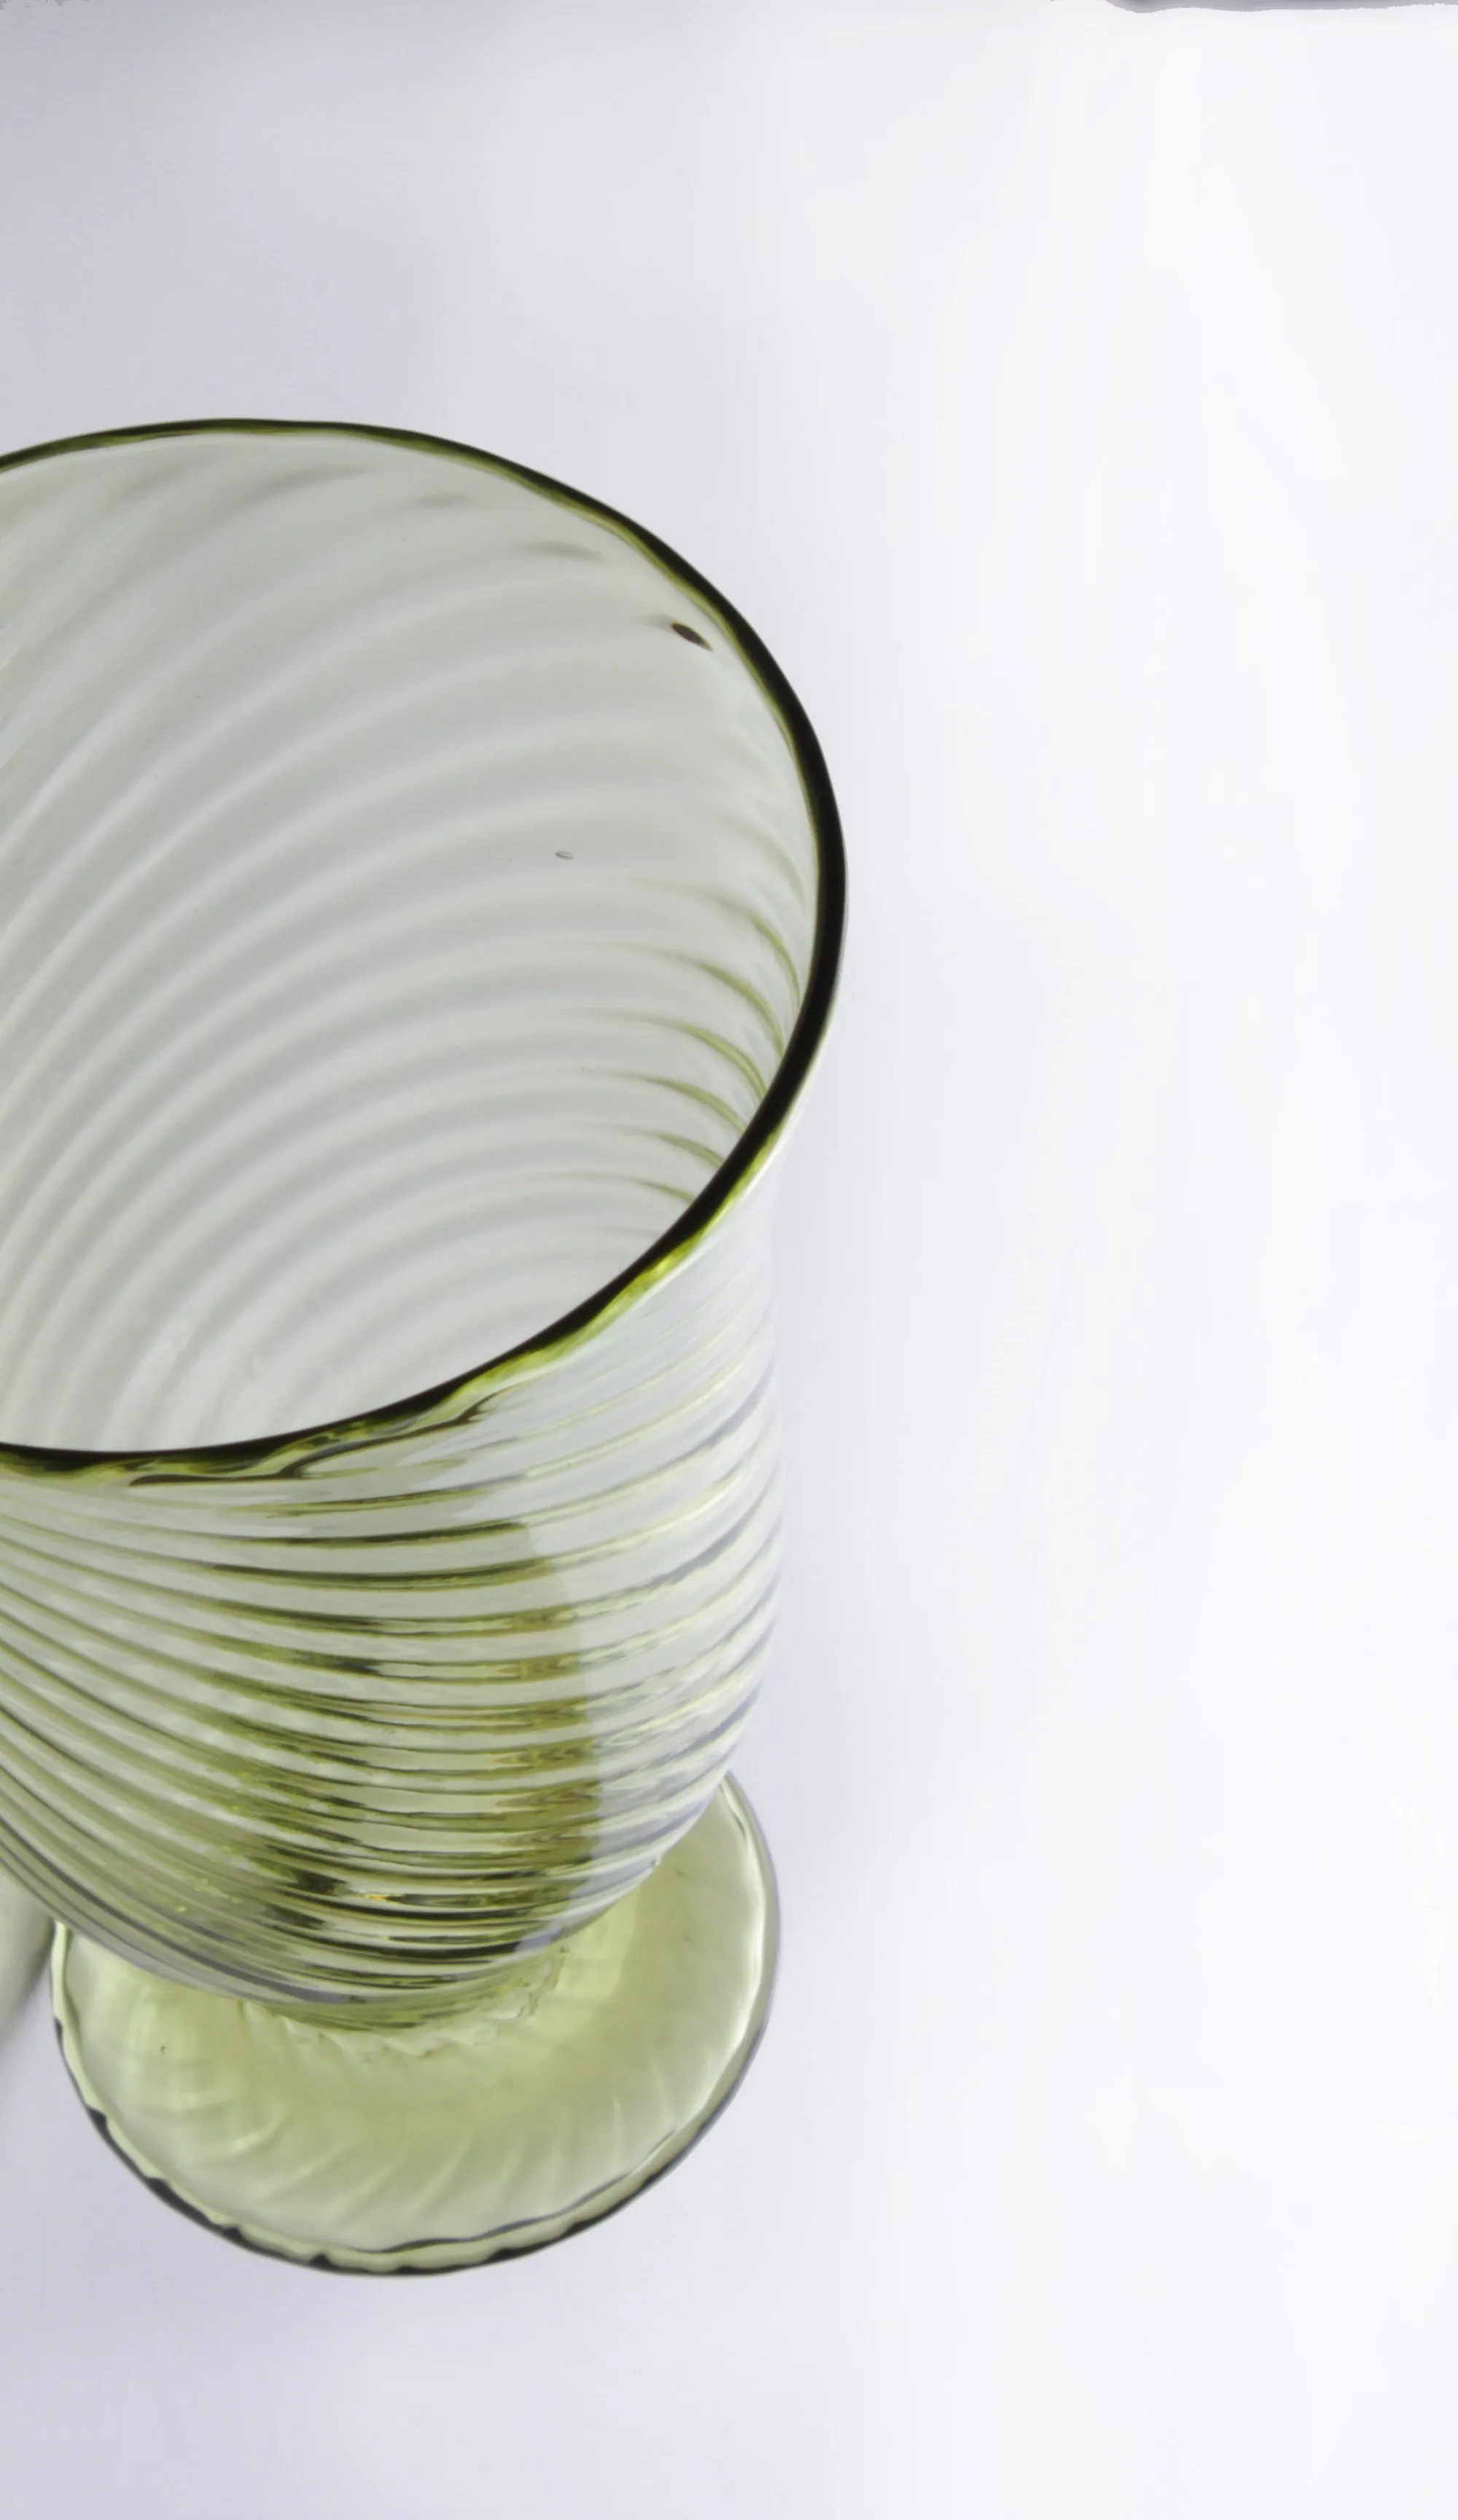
<box><xmin>0</xmin><ymin>421</ymin><xmax>842</xmax><ymax>2265</ymax></box>
<box><xmin>55</xmin><ymin>1780</ymin><xmax>777</xmax><ymax>2271</ymax></box>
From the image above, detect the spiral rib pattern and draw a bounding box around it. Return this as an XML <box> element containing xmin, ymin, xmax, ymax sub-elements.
<box><xmin>0</xmin><ymin>425</ymin><xmax>838</xmax><ymax>2016</ymax></box>
<box><xmin>0</xmin><ymin>426</ymin><xmax>816</xmax><ymax>1452</ymax></box>
<box><xmin>0</xmin><ymin>1172</ymin><xmax>783</xmax><ymax>2012</ymax></box>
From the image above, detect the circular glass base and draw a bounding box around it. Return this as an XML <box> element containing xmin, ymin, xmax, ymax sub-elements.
<box><xmin>52</xmin><ymin>1779</ymin><xmax>776</xmax><ymax>2274</ymax></box>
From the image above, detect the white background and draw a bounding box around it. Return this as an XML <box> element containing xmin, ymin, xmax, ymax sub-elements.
<box><xmin>3</xmin><ymin>1</ymin><xmax>1458</xmax><ymax>2513</ymax></box>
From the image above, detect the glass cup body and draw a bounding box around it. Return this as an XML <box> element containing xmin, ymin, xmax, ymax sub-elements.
<box><xmin>0</xmin><ymin>423</ymin><xmax>841</xmax><ymax>2022</ymax></box>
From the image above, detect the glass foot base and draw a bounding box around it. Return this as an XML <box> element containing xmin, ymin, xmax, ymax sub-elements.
<box><xmin>52</xmin><ymin>1779</ymin><xmax>776</xmax><ymax>2274</ymax></box>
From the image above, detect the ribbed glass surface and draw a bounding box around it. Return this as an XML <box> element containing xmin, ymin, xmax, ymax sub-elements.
<box><xmin>0</xmin><ymin>423</ymin><xmax>841</xmax><ymax>2020</ymax></box>
<box><xmin>55</xmin><ymin>1781</ymin><xmax>777</xmax><ymax>2271</ymax></box>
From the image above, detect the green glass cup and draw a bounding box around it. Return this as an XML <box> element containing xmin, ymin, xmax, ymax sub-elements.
<box><xmin>0</xmin><ymin>421</ymin><xmax>842</xmax><ymax>2269</ymax></box>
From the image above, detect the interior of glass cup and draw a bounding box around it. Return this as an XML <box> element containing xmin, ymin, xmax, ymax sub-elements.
<box><xmin>0</xmin><ymin>427</ymin><xmax>821</xmax><ymax>1454</ymax></box>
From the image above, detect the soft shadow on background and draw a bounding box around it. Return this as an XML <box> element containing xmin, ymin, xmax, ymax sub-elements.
<box><xmin>1116</xmin><ymin>4</ymin><xmax>1449</xmax><ymax>15</ymax></box>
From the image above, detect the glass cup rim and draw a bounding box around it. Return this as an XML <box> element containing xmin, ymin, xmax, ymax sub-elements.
<box><xmin>0</xmin><ymin>416</ymin><xmax>846</xmax><ymax>1478</ymax></box>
